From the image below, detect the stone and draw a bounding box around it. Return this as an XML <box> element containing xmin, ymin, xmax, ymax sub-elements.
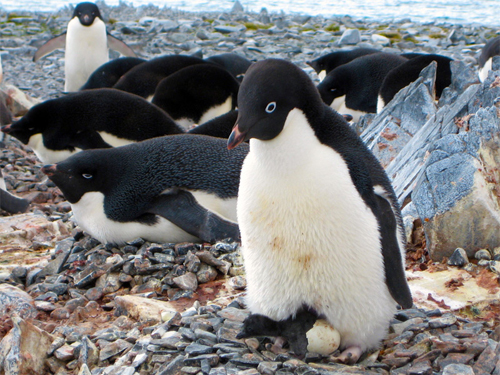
<box><xmin>258</xmin><ymin>361</ymin><xmax>281</xmax><ymax>375</ymax></box>
<box><xmin>371</xmin><ymin>34</ymin><xmax>391</xmax><ymax>46</ymax></box>
<box><xmin>157</xmin><ymin>355</ymin><xmax>186</xmax><ymax>375</ymax></box>
<box><xmin>0</xmin><ymin>284</ymin><xmax>37</xmax><ymax>319</ymax></box>
<box><xmin>173</xmin><ymin>272</ymin><xmax>198</xmax><ymax>291</ymax></box>
<box><xmin>0</xmin><ymin>316</ymin><xmax>54</xmax><ymax>375</ymax></box>
<box><xmin>339</xmin><ymin>29</ymin><xmax>360</xmax><ymax>45</ymax></box>
<box><xmin>475</xmin><ymin>249</ymin><xmax>492</xmax><ymax>260</ymax></box>
<box><xmin>54</xmin><ymin>344</ymin><xmax>75</xmax><ymax>361</ymax></box>
<box><xmin>115</xmin><ymin>295</ymin><xmax>180</xmax><ymax>324</ymax></box>
<box><xmin>442</xmin><ymin>363</ymin><xmax>475</xmax><ymax>375</ymax></box>
<box><xmin>217</xmin><ymin>307</ymin><xmax>249</xmax><ymax>322</ymax></box>
<box><xmin>448</xmin><ymin>248</ymin><xmax>469</xmax><ymax>267</ymax></box>
<box><xmin>99</xmin><ymin>339</ymin><xmax>133</xmax><ymax>361</ymax></box>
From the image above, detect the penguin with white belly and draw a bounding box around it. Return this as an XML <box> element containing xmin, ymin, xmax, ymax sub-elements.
<box><xmin>34</xmin><ymin>2</ymin><xmax>137</xmax><ymax>92</ymax></box>
<box><xmin>227</xmin><ymin>59</ymin><xmax>412</xmax><ymax>363</ymax></box>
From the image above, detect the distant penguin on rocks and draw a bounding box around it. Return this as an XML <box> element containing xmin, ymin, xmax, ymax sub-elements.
<box><xmin>151</xmin><ymin>64</ymin><xmax>240</xmax><ymax>128</ymax></box>
<box><xmin>377</xmin><ymin>54</ymin><xmax>453</xmax><ymax>112</ymax></box>
<box><xmin>80</xmin><ymin>57</ymin><xmax>146</xmax><ymax>90</ymax></box>
<box><xmin>1</xmin><ymin>88</ymin><xmax>183</xmax><ymax>164</ymax></box>
<box><xmin>205</xmin><ymin>53</ymin><xmax>253</xmax><ymax>82</ymax></box>
<box><xmin>33</xmin><ymin>2</ymin><xmax>137</xmax><ymax>92</ymax></box>
<box><xmin>227</xmin><ymin>59</ymin><xmax>412</xmax><ymax>363</ymax></box>
<box><xmin>42</xmin><ymin>134</ymin><xmax>248</xmax><ymax>244</ymax></box>
<box><xmin>1</xmin><ymin>168</ymin><xmax>30</xmax><ymax>214</ymax></box>
<box><xmin>307</xmin><ymin>48</ymin><xmax>380</xmax><ymax>81</ymax></box>
<box><xmin>479</xmin><ymin>36</ymin><xmax>500</xmax><ymax>82</ymax></box>
<box><xmin>316</xmin><ymin>52</ymin><xmax>408</xmax><ymax>121</ymax></box>
<box><xmin>0</xmin><ymin>55</ymin><xmax>13</xmax><ymax>143</ymax></box>
<box><xmin>113</xmin><ymin>55</ymin><xmax>207</xmax><ymax>100</ymax></box>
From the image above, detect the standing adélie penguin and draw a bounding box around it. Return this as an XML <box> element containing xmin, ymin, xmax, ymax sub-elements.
<box><xmin>34</xmin><ymin>2</ymin><xmax>137</xmax><ymax>92</ymax></box>
<box><xmin>227</xmin><ymin>59</ymin><xmax>412</xmax><ymax>362</ymax></box>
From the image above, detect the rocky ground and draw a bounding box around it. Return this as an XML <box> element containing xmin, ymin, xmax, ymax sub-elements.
<box><xmin>2</xmin><ymin>1</ymin><xmax>500</xmax><ymax>375</ymax></box>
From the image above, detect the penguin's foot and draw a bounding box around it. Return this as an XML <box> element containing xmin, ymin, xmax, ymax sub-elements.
<box><xmin>266</xmin><ymin>336</ymin><xmax>288</xmax><ymax>355</ymax></box>
<box><xmin>331</xmin><ymin>345</ymin><xmax>362</xmax><ymax>364</ymax></box>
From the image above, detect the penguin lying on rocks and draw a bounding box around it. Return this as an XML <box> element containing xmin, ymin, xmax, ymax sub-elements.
<box><xmin>1</xmin><ymin>89</ymin><xmax>184</xmax><ymax>164</ymax></box>
<box><xmin>307</xmin><ymin>48</ymin><xmax>380</xmax><ymax>80</ymax></box>
<box><xmin>151</xmin><ymin>64</ymin><xmax>239</xmax><ymax>129</ymax></box>
<box><xmin>227</xmin><ymin>59</ymin><xmax>412</xmax><ymax>363</ymax></box>
<box><xmin>34</xmin><ymin>2</ymin><xmax>137</xmax><ymax>92</ymax></box>
<box><xmin>80</xmin><ymin>57</ymin><xmax>146</xmax><ymax>90</ymax></box>
<box><xmin>377</xmin><ymin>53</ymin><xmax>452</xmax><ymax>112</ymax></box>
<box><xmin>316</xmin><ymin>52</ymin><xmax>408</xmax><ymax>121</ymax></box>
<box><xmin>42</xmin><ymin>134</ymin><xmax>248</xmax><ymax>245</ymax></box>
<box><xmin>113</xmin><ymin>55</ymin><xmax>207</xmax><ymax>100</ymax></box>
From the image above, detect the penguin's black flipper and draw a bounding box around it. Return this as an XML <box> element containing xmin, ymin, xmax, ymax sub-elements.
<box><xmin>33</xmin><ymin>33</ymin><xmax>67</xmax><ymax>62</ymax></box>
<box><xmin>68</xmin><ymin>130</ymin><xmax>114</xmax><ymax>150</ymax></box>
<box><xmin>374</xmin><ymin>194</ymin><xmax>413</xmax><ymax>309</ymax></box>
<box><xmin>0</xmin><ymin>189</ymin><xmax>30</xmax><ymax>214</ymax></box>
<box><xmin>106</xmin><ymin>34</ymin><xmax>137</xmax><ymax>58</ymax></box>
<box><xmin>147</xmin><ymin>189</ymin><xmax>240</xmax><ymax>243</ymax></box>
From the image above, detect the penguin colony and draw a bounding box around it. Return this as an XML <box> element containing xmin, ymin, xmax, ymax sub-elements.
<box><xmin>3</xmin><ymin>0</ymin><xmax>499</xmax><ymax>363</ymax></box>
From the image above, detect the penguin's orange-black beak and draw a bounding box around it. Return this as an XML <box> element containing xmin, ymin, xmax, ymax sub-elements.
<box><xmin>1</xmin><ymin>124</ymin><xmax>11</xmax><ymax>133</ymax></box>
<box><xmin>227</xmin><ymin>124</ymin><xmax>246</xmax><ymax>150</ymax></box>
<box><xmin>41</xmin><ymin>164</ymin><xmax>57</xmax><ymax>177</ymax></box>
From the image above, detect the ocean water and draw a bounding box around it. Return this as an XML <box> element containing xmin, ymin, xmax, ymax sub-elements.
<box><xmin>1</xmin><ymin>0</ymin><xmax>500</xmax><ymax>27</ymax></box>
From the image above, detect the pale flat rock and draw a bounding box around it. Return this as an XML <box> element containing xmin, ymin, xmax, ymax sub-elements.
<box><xmin>0</xmin><ymin>83</ymin><xmax>41</xmax><ymax>117</ymax></box>
<box><xmin>115</xmin><ymin>295</ymin><xmax>181</xmax><ymax>324</ymax></box>
<box><xmin>408</xmin><ymin>267</ymin><xmax>500</xmax><ymax>311</ymax></box>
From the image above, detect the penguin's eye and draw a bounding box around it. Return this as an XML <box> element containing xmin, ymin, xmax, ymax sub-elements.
<box><xmin>265</xmin><ymin>102</ymin><xmax>276</xmax><ymax>113</ymax></box>
<box><xmin>82</xmin><ymin>173</ymin><xmax>92</xmax><ymax>179</ymax></box>
<box><xmin>330</xmin><ymin>88</ymin><xmax>336</xmax><ymax>92</ymax></box>
<box><xmin>28</xmin><ymin>127</ymin><xmax>34</xmax><ymax>131</ymax></box>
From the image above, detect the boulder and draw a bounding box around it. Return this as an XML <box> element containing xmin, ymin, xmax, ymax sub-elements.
<box><xmin>0</xmin><ymin>284</ymin><xmax>37</xmax><ymax>320</ymax></box>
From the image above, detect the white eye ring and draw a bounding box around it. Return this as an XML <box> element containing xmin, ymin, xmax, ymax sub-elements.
<box><xmin>82</xmin><ymin>173</ymin><xmax>92</xmax><ymax>179</ymax></box>
<box><xmin>330</xmin><ymin>88</ymin><xmax>336</xmax><ymax>92</ymax></box>
<box><xmin>265</xmin><ymin>102</ymin><xmax>276</xmax><ymax>113</ymax></box>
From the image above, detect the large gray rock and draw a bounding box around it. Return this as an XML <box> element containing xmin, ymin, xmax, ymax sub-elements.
<box><xmin>339</xmin><ymin>29</ymin><xmax>360</xmax><ymax>45</ymax></box>
<box><xmin>412</xmin><ymin>106</ymin><xmax>500</xmax><ymax>260</ymax></box>
<box><xmin>0</xmin><ymin>284</ymin><xmax>37</xmax><ymax>320</ymax></box>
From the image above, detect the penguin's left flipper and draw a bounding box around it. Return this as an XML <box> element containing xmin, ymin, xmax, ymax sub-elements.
<box><xmin>106</xmin><ymin>34</ymin><xmax>137</xmax><ymax>57</ymax></box>
<box><xmin>33</xmin><ymin>33</ymin><xmax>66</xmax><ymax>62</ymax></box>
<box><xmin>1</xmin><ymin>189</ymin><xmax>30</xmax><ymax>214</ymax></box>
<box><xmin>147</xmin><ymin>189</ymin><xmax>240</xmax><ymax>243</ymax></box>
<box><xmin>374</xmin><ymin>193</ymin><xmax>413</xmax><ymax>309</ymax></box>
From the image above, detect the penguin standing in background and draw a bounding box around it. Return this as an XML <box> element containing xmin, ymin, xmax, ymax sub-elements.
<box><xmin>34</xmin><ymin>2</ymin><xmax>137</xmax><ymax>92</ymax></box>
<box><xmin>478</xmin><ymin>36</ymin><xmax>500</xmax><ymax>82</ymax></box>
<box><xmin>227</xmin><ymin>59</ymin><xmax>412</xmax><ymax>363</ymax></box>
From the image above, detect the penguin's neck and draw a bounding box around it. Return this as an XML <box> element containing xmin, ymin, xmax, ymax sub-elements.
<box><xmin>249</xmin><ymin>108</ymin><xmax>320</xmax><ymax>172</ymax></box>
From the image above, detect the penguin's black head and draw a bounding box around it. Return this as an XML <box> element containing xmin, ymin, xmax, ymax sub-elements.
<box><xmin>73</xmin><ymin>2</ymin><xmax>102</xmax><ymax>26</ymax></box>
<box><xmin>306</xmin><ymin>56</ymin><xmax>326</xmax><ymax>74</ymax></box>
<box><xmin>1</xmin><ymin>104</ymin><xmax>47</xmax><ymax>145</ymax></box>
<box><xmin>316</xmin><ymin>69</ymin><xmax>347</xmax><ymax>107</ymax></box>
<box><xmin>227</xmin><ymin>59</ymin><xmax>324</xmax><ymax>149</ymax></box>
<box><xmin>42</xmin><ymin>149</ymin><xmax>110</xmax><ymax>203</ymax></box>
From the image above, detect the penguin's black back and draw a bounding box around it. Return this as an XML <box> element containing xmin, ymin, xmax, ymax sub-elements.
<box><xmin>479</xmin><ymin>36</ymin><xmax>500</xmax><ymax>68</ymax></box>
<box><xmin>380</xmin><ymin>54</ymin><xmax>453</xmax><ymax>105</ymax></box>
<box><xmin>80</xmin><ymin>57</ymin><xmax>146</xmax><ymax>90</ymax></box>
<box><xmin>307</xmin><ymin>48</ymin><xmax>380</xmax><ymax>75</ymax></box>
<box><xmin>317</xmin><ymin>52</ymin><xmax>408</xmax><ymax>112</ymax></box>
<box><xmin>54</xmin><ymin>134</ymin><xmax>249</xmax><ymax>221</ymax></box>
<box><xmin>113</xmin><ymin>55</ymin><xmax>207</xmax><ymax>98</ymax></box>
<box><xmin>205</xmin><ymin>53</ymin><xmax>253</xmax><ymax>81</ymax></box>
<box><xmin>151</xmin><ymin>64</ymin><xmax>239</xmax><ymax>123</ymax></box>
<box><xmin>15</xmin><ymin>89</ymin><xmax>183</xmax><ymax>149</ymax></box>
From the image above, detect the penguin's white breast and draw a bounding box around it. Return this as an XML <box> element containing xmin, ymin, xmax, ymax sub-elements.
<box><xmin>237</xmin><ymin>109</ymin><xmax>392</xmax><ymax>322</ymax></box>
